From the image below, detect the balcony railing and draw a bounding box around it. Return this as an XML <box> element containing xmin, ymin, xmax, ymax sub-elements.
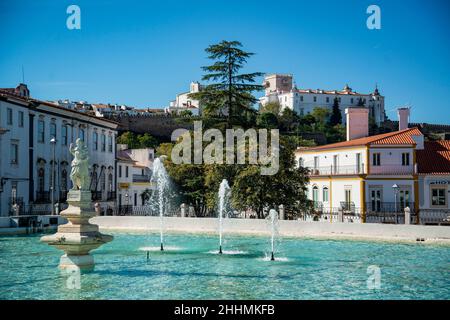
<box><xmin>369</xmin><ymin>165</ymin><xmax>415</xmax><ymax>175</ymax></box>
<box><xmin>107</xmin><ymin>191</ymin><xmax>116</xmax><ymax>201</ymax></box>
<box><xmin>91</xmin><ymin>191</ymin><xmax>103</xmax><ymax>201</ymax></box>
<box><xmin>35</xmin><ymin>191</ymin><xmax>50</xmax><ymax>203</ymax></box>
<box><xmin>132</xmin><ymin>174</ymin><xmax>150</xmax><ymax>183</ymax></box>
<box><xmin>366</xmin><ymin>201</ymin><xmax>415</xmax><ymax>213</ymax></box>
<box><xmin>309</xmin><ymin>164</ymin><xmax>365</xmax><ymax>176</ymax></box>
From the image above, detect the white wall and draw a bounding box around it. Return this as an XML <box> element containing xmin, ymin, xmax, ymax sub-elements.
<box><xmin>369</xmin><ymin>147</ymin><xmax>414</xmax><ymax>175</ymax></box>
<box><xmin>0</xmin><ymin>100</ymin><xmax>30</xmax><ymax>216</ymax></box>
<box><xmin>419</xmin><ymin>175</ymin><xmax>450</xmax><ymax>210</ymax></box>
<box><xmin>0</xmin><ymin>99</ymin><xmax>118</xmax><ymax>216</ymax></box>
<box><xmin>296</xmin><ymin>147</ymin><xmax>367</xmax><ymax>174</ymax></box>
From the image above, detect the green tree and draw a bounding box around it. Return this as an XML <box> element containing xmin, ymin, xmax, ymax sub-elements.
<box><xmin>329</xmin><ymin>97</ymin><xmax>342</xmax><ymax>126</ymax></box>
<box><xmin>311</xmin><ymin>107</ymin><xmax>330</xmax><ymax>126</ymax></box>
<box><xmin>256</xmin><ymin>112</ymin><xmax>278</xmax><ymax>129</ymax></box>
<box><xmin>188</xmin><ymin>40</ymin><xmax>263</xmax><ymax>124</ymax></box>
<box><xmin>179</xmin><ymin>110</ymin><xmax>193</xmax><ymax>117</ymax></box>
<box><xmin>117</xmin><ymin>131</ymin><xmax>140</xmax><ymax>148</ymax></box>
<box><xmin>260</xmin><ymin>101</ymin><xmax>281</xmax><ymax>115</ymax></box>
<box><xmin>278</xmin><ymin>108</ymin><xmax>299</xmax><ymax>133</ymax></box>
<box><xmin>138</xmin><ymin>133</ymin><xmax>158</xmax><ymax>149</ymax></box>
<box><xmin>231</xmin><ymin>136</ymin><xmax>310</xmax><ymax>218</ymax></box>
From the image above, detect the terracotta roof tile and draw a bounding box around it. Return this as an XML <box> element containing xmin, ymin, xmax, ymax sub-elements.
<box><xmin>298</xmin><ymin>128</ymin><xmax>422</xmax><ymax>151</ymax></box>
<box><xmin>417</xmin><ymin>140</ymin><xmax>450</xmax><ymax>175</ymax></box>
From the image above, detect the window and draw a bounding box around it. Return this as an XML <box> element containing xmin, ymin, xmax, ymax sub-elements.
<box><xmin>93</xmin><ymin>132</ymin><xmax>98</xmax><ymax>150</ymax></box>
<box><xmin>333</xmin><ymin>155</ymin><xmax>338</xmax><ymax>174</ymax></box>
<box><xmin>345</xmin><ymin>189</ymin><xmax>351</xmax><ymax>208</ymax></box>
<box><xmin>18</xmin><ymin>111</ymin><xmax>24</xmax><ymax>127</ymax></box>
<box><xmin>118</xmin><ymin>165</ymin><xmax>122</xmax><ymax>178</ymax></box>
<box><xmin>101</xmin><ymin>134</ymin><xmax>106</xmax><ymax>152</ymax></box>
<box><xmin>313</xmin><ymin>96</ymin><xmax>317</xmax><ymax>102</ymax></box>
<box><xmin>38</xmin><ymin>168</ymin><xmax>45</xmax><ymax>192</ymax></box>
<box><xmin>431</xmin><ymin>188</ymin><xmax>446</xmax><ymax>207</ymax></box>
<box><xmin>79</xmin><ymin>128</ymin><xmax>85</xmax><ymax>141</ymax></box>
<box><xmin>338</xmin><ymin>97</ymin><xmax>341</xmax><ymax>103</ymax></box>
<box><xmin>314</xmin><ymin>156</ymin><xmax>319</xmax><ymax>170</ymax></box>
<box><xmin>323</xmin><ymin>187</ymin><xmax>329</xmax><ymax>202</ymax></box>
<box><xmin>10</xmin><ymin>142</ymin><xmax>18</xmax><ymax>164</ymax></box>
<box><xmin>50</xmin><ymin>122</ymin><xmax>56</xmax><ymax>139</ymax></box>
<box><xmin>91</xmin><ymin>171</ymin><xmax>98</xmax><ymax>191</ymax></box>
<box><xmin>402</xmin><ymin>153</ymin><xmax>410</xmax><ymax>166</ymax></box>
<box><xmin>298</xmin><ymin>157</ymin><xmax>304</xmax><ymax>167</ymax></box>
<box><xmin>372</xmin><ymin>153</ymin><xmax>381</xmax><ymax>166</ymax></box>
<box><xmin>399</xmin><ymin>189</ymin><xmax>411</xmax><ymax>210</ymax></box>
<box><xmin>351</xmin><ymin>98</ymin><xmax>354</xmax><ymax>104</ymax></box>
<box><xmin>370</xmin><ymin>188</ymin><xmax>382</xmax><ymax>212</ymax></box>
<box><xmin>61</xmin><ymin>169</ymin><xmax>68</xmax><ymax>191</ymax></box>
<box><xmin>101</xmin><ymin>171</ymin><xmax>106</xmax><ymax>191</ymax></box>
<box><xmin>125</xmin><ymin>166</ymin><xmax>129</xmax><ymax>178</ymax></box>
<box><xmin>312</xmin><ymin>186</ymin><xmax>319</xmax><ymax>206</ymax></box>
<box><xmin>326</xmin><ymin>97</ymin><xmax>330</xmax><ymax>103</ymax></box>
<box><xmin>300</xmin><ymin>96</ymin><xmax>304</xmax><ymax>102</ymax></box>
<box><xmin>149</xmin><ymin>152</ymin><xmax>153</xmax><ymax>160</ymax></box>
<box><xmin>134</xmin><ymin>193</ymin><xmax>137</xmax><ymax>206</ymax></box>
<box><xmin>108</xmin><ymin>136</ymin><xmax>113</xmax><ymax>152</ymax></box>
<box><xmin>356</xmin><ymin>153</ymin><xmax>362</xmax><ymax>173</ymax></box>
<box><xmin>11</xmin><ymin>182</ymin><xmax>17</xmax><ymax>204</ymax></box>
<box><xmin>38</xmin><ymin>120</ymin><xmax>45</xmax><ymax>143</ymax></box>
<box><xmin>61</xmin><ymin>125</ymin><xmax>68</xmax><ymax>145</ymax></box>
<box><xmin>108</xmin><ymin>173</ymin><xmax>113</xmax><ymax>192</ymax></box>
<box><xmin>7</xmin><ymin>108</ymin><xmax>12</xmax><ymax>125</ymax></box>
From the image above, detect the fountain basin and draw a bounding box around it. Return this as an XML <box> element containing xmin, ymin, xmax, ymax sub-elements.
<box><xmin>40</xmin><ymin>190</ymin><xmax>113</xmax><ymax>270</ymax></box>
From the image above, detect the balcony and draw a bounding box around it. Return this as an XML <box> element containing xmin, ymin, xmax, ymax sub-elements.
<box><xmin>369</xmin><ymin>165</ymin><xmax>415</xmax><ymax>175</ymax></box>
<box><xmin>309</xmin><ymin>164</ymin><xmax>365</xmax><ymax>176</ymax></box>
<box><xmin>132</xmin><ymin>174</ymin><xmax>150</xmax><ymax>183</ymax></box>
<box><xmin>35</xmin><ymin>191</ymin><xmax>50</xmax><ymax>203</ymax></box>
<box><xmin>366</xmin><ymin>201</ymin><xmax>415</xmax><ymax>213</ymax></box>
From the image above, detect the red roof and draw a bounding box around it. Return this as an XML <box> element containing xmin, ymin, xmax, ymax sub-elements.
<box><xmin>299</xmin><ymin>127</ymin><xmax>422</xmax><ymax>151</ymax></box>
<box><xmin>417</xmin><ymin>141</ymin><xmax>450</xmax><ymax>175</ymax></box>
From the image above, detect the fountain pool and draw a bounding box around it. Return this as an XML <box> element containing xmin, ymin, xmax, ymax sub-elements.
<box><xmin>0</xmin><ymin>232</ymin><xmax>449</xmax><ymax>300</ymax></box>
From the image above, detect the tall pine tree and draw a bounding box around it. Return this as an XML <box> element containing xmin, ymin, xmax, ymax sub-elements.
<box><xmin>188</xmin><ymin>41</ymin><xmax>263</xmax><ymax>124</ymax></box>
<box><xmin>328</xmin><ymin>97</ymin><xmax>342</xmax><ymax>125</ymax></box>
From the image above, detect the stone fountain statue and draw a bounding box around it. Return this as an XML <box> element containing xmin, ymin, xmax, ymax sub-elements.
<box><xmin>41</xmin><ymin>138</ymin><xmax>113</xmax><ymax>270</ymax></box>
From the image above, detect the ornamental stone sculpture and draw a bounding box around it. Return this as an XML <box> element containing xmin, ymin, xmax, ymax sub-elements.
<box><xmin>69</xmin><ymin>138</ymin><xmax>89</xmax><ymax>190</ymax></box>
<box><xmin>41</xmin><ymin>139</ymin><xmax>113</xmax><ymax>271</ymax></box>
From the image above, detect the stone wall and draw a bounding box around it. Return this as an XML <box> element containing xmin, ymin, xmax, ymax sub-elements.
<box><xmin>91</xmin><ymin>216</ymin><xmax>450</xmax><ymax>243</ymax></box>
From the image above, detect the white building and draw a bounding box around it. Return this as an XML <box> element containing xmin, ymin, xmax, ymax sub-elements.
<box><xmin>416</xmin><ymin>140</ymin><xmax>450</xmax><ymax>223</ymax></box>
<box><xmin>295</xmin><ymin>107</ymin><xmax>424</xmax><ymax>223</ymax></box>
<box><xmin>116</xmin><ymin>145</ymin><xmax>155</xmax><ymax>213</ymax></box>
<box><xmin>166</xmin><ymin>81</ymin><xmax>202</xmax><ymax>116</ymax></box>
<box><xmin>259</xmin><ymin>74</ymin><xmax>385</xmax><ymax>124</ymax></box>
<box><xmin>0</xmin><ymin>85</ymin><xmax>119</xmax><ymax>217</ymax></box>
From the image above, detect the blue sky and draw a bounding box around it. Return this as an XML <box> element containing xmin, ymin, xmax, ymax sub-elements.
<box><xmin>1</xmin><ymin>0</ymin><xmax>449</xmax><ymax>123</ymax></box>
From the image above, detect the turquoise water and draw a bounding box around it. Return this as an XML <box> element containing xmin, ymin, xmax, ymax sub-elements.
<box><xmin>0</xmin><ymin>232</ymin><xmax>449</xmax><ymax>300</ymax></box>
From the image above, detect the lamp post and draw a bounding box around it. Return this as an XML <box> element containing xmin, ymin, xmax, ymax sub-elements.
<box><xmin>50</xmin><ymin>137</ymin><xmax>56</xmax><ymax>215</ymax></box>
<box><xmin>392</xmin><ymin>184</ymin><xmax>400</xmax><ymax>223</ymax></box>
<box><xmin>125</xmin><ymin>192</ymin><xmax>129</xmax><ymax>215</ymax></box>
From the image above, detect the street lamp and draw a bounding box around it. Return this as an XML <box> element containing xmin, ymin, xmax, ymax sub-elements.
<box><xmin>125</xmin><ymin>193</ymin><xmax>129</xmax><ymax>215</ymax></box>
<box><xmin>50</xmin><ymin>137</ymin><xmax>56</xmax><ymax>215</ymax></box>
<box><xmin>392</xmin><ymin>184</ymin><xmax>400</xmax><ymax>220</ymax></box>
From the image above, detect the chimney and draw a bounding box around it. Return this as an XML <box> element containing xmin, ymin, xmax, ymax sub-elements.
<box><xmin>345</xmin><ymin>107</ymin><xmax>369</xmax><ymax>141</ymax></box>
<box><xmin>397</xmin><ymin>107</ymin><xmax>410</xmax><ymax>131</ymax></box>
